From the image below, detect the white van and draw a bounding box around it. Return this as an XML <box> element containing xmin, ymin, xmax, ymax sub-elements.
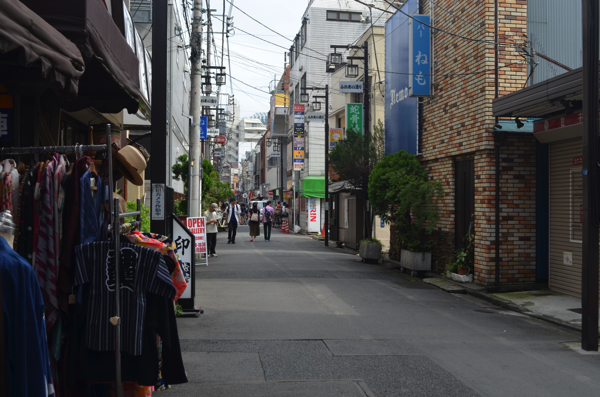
<box><xmin>249</xmin><ymin>200</ymin><xmax>268</xmax><ymax>210</ymax></box>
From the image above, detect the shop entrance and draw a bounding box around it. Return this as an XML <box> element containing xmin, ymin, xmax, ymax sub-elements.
<box><xmin>455</xmin><ymin>159</ymin><xmax>474</xmax><ymax>249</ymax></box>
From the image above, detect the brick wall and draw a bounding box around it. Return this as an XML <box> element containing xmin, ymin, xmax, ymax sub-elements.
<box><xmin>408</xmin><ymin>0</ymin><xmax>534</xmax><ymax>285</ymax></box>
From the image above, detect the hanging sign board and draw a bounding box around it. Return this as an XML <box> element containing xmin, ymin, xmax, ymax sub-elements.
<box><xmin>293</xmin><ymin>136</ymin><xmax>305</xmax><ymax>167</ymax></box>
<box><xmin>294</xmin><ymin>104</ymin><xmax>305</xmax><ymax>133</ymax></box>
<box><xmin>346</xmin><ymin>103</ymin><xmax>363</xmax><ymax>135</ymax></box>
<box><xmin>151</xmin><ymin>183</ymin><xmax>165</xmax><ymax>220</ymax></box>
<box><xmin>173</xmin><ymin>215</ymin><xmax>196</xmax><ymax>309</ymax></box>
<box><xmin>408</xmin><ymin>15</ymin><xmax>431</xmax><ymax>97</ymax></box>
<box><xmin>208</xmin><ymin>128</ymin><xmax>219</xmax><ymax>136</ymax></box>
<box><xmin>306</xmin><ymin>112</ymin><xmax>325</xmax><ymax>122</ymax></box>
<box><xmin>330</xmin><ymin>128</ymin><xmax>343</xmax><ymax>149</ymax></box>
<box><xmin>340</xmin><ymin>81</ymin><xmax>363</xmax><ymax>93</ymax></box>
<box><xmin>293</xmin><ymin>159</ymin><xmax>304</xmax><ymax>170</ymax></box>
<box><xmin>201</xmin><ymin>96</ymin><xmax>218</xmax><ymax>106</ymax></box>
<box><xmin>200</xmin><ymin>116</ymin><xmax>208</xmax><ymax>140</ymax></box>
<box><xmin>186</xmin><ymin>217</ymin><xmax>208</xmax><ymax>259</ymax></box>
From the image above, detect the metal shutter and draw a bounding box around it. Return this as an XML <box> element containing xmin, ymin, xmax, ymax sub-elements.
<box><xmin>549</xmin><ymin>138</ymin><xmax>584</xmax><ymax>297</ymax></box>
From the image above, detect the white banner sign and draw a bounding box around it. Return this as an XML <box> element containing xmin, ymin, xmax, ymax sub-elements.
<box><xmin>340</xmin><ymin>81</ymin><xmax>363</xmax><ymax>93</ymax></box>
<box><xmin>270</xmin><ymin>151</ymin><xmax>281</xmax><ymax>158</ymax></box>
<box><xmin>151</xmin><ymin>183</ymin><xmax>165</xmax><ymax>220</ymax></box>
<box><xmin>173</xmin><ymin>220</ymin><xmax>193</xmax><ymax>299</ymax></box>
<box><xmin>186</xmin><ymin>217</ymin><xmax>207</xmax><ymax>256</ymax></box>
<box><xmin>208</xmin><ymin>128</ymin><xmax>219</xmax><ymax>136</ymax></box>
<box><xmin>201</xmin><ymin>96</ymin><xmax>218</xmax><ymax>106</ymax></box>
<box><xmin>306</xmin><ymin>112</ymin><xmax>325</xmax><ymax>122</ymax></box>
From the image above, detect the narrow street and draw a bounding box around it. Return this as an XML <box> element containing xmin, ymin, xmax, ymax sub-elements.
<box><xmin>173</xmin><ymin>227</ymin><xmax>600</xmax><ymax>397</ymax></box>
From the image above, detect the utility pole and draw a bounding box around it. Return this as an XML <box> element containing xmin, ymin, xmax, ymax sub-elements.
<box><xmin>189</xmin><ymin>0</ymin><xmax>203</xmax><ymax>217</ymax></box>
<box><xmin>362</xmin><ymin>40</ymin><xmax>370</xmax><ymax>139</ymax></box>
<box><xmin>151</xmin><ymin>0</ymin><xmax>168</xmax><ymax>234</ymax></box>
<box><xmin>581</xmin><ymin>0</ymin><xmax>599</xmax><ymax>352</ymax></box>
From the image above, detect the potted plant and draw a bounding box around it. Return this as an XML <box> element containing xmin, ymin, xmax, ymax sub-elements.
<box><xmin>445</xmin><ymin>233</ymin><xmax>474</xmax><ymax>282</ymax></box>
<box><xmin>359</xmin><ymin>238</ymin><xmax>382</xmax><ymax>263</ymax></box>
<box><xmin>369</xmin><ymin>151</ymin><xmax>443</xmax><ymax>274</ymax></box>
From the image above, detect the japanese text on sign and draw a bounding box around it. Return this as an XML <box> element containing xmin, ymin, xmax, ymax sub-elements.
<box><xmin>151</xmin><ymin>184</ymin><xmax>165</xmax><ymax>220</ymax></box>
<box><xmin>408</xmin><ymin>15</ymin><xmax>431</xmax><ymax>97</ymax></box>
<box><xmin>345</xmin><ymin>103</ymin><xmax>363</xmax><ymax>135</ymax></box>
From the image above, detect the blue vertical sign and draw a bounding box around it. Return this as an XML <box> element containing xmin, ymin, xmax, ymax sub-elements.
<box><xmin>200</xmin><ymin>116</ymin><xmax>208</xmax><ymax>140</ymax></box>
<box><xmin>409</xmin><ymin>15</ymin><xmax>431</xmax><ymax>97</ymax></box>
<box><xmin>384</xmin><ymin>0</ymin><xmax>419</xmax><ymax>155</ymax></box>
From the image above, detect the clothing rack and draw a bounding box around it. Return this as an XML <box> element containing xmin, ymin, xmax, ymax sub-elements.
<box><xmin>1</xmin><ymin>125</ymin><xmax>130</xmax><ymax>397</ymax></box>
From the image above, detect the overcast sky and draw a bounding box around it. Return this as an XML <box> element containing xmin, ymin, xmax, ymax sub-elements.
<box><xmin>209</xmin><ymin>0</ymin><xmax>310</xmax><ymax>119</ymax></box>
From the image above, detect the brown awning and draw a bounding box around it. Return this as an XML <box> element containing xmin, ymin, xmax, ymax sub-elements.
<box><xmin>0</xmin><ymin>0</ymin><xmax>84</xmax><ymax>98</ymax></box>
<box><xmin>22</xmin><ymin>0</ymin><xmax>140</xmax><ymax>114</ymax></box>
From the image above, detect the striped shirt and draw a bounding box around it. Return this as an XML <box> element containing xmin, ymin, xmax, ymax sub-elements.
<box><xmin>75</xmin><ymin>241</ymin><xmax>175</xmax><ymax>356</ymax></box>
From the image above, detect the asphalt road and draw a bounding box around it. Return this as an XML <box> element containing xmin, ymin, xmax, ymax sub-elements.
<box><xmin>172</xmin><ymin>226</ymin><xmax>600</xmax><ymax>397</ymax></box>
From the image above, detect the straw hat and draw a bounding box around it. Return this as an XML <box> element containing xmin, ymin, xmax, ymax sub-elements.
<box><xmin>104</xmin><ymin>192</ymin><xmax>127</xmax><ymax>215</ymax></box>
<box><xmin>113</xmin><ymin>145</ymin><xmax>147</xmax><ymax>186</ymax></box>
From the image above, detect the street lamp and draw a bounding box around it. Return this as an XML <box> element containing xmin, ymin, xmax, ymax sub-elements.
<box><xmin>300</xmin><ymin>92</ymin><xmax>310</xmax><ymax>103</ymax></box>
<box><xmin>311</xmin><ymin>101</ymin><xmax>321</xmax><ymax>111</ymax></box>
<box><xmin>346</xmin><ymin>62</ymin><xmax>359</xmax><ymax>78</ymax></box>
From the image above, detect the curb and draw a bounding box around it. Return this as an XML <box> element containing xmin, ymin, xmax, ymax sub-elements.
<box><xmin>463</xmin><ymin>289</ymin><xmax>584</xmax><ymax>333</ymax></box>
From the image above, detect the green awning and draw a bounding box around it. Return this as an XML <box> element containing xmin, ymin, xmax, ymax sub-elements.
<box><xmin>300</xmin><ymin>176</ymin><xmax>325</xmax><ymax>198</ymax></box>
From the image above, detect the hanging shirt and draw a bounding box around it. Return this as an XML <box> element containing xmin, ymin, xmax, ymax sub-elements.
<box><xmin>35</xmin><ymin>159</ymin><xmax>59</xmax><ymax>332</ymax></box>
<box><xmin>74</xmin><ymin>241</ymin><xmax>175</xmax><ymax>356</ymax></box>
<box><xmin>126</xmin><ymin>231</ymin><xmax>187</xmax><ymax>300</ymax></box>
<box><xmin>0</xmin><ymin>236</ymin><xmax>55</xmax><ymax>397</ymax></box>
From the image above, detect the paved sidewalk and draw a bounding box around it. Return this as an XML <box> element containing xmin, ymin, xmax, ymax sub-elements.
<box><xmin>423</xmin><ymin>274</ymin><xmax>600</xmax><ymax>336</ymax></box>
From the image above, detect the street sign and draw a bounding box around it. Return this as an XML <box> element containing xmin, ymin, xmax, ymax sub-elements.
<box><xmin>215</xmin><ymin>134</ymin><xmax>228</xmax><ymax>145</ymax></box>
<box><xmin>270</xmin><ymin>151</ymin><xmax>281</xmax><ymax>158</ymax></box>
<box><xmin>200</xmin><ymin>116</ymin><xmax>208</xmax><ymax>140</ymax></box>
<box><xmin>293</xmin><ymin>159</ymin><xmax>304</xmax><ymax>170</ymax></box>
<box><xmin>213</xmin><ymin>149</ymin><xmax>223</xmax><ymax>157</ymax></box>
<box><xmin>208</xmin><ymin>128</ymin><xmax>219</xmax><ymax>136</ymax></box>
<box><xmin>242</xmin><ymin>193</ymin><xmax>248</xmax><ymax>198</ymax></box>
<box><xmin>151</xmin><ymin>183</ymin><xmax>165</xmax><ymax>220</ymax></box>
<box><xmin>268</xmin><ymin>190</ymin><xmax>273</xmax><ymax>196</ymax></box>
<box><xmin>346</xmin><ymin>103</ymin><xmax>363</xmax><ymax>135</ymax></box>
<box><xmin>306</xmin><ymin>112</ymin><xmax>325</xmax><ymax>122</ymax></box>
<box><xmin>201</xmin><ymin>96</ymin><xmax>218</xmax><ymax>106</ymax></box>
<box><xmin>340</xmin><ymin>81</ymin><xmax>363</xmax><ymax>93</ymax></box>
<box><xmin>186</xmin><ymin>217</ymin><xmax>207</xmax><ymax>257</ymax></box>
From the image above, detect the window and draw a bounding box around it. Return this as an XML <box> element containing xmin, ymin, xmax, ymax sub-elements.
<box><xmin>289</xmin><ymin>47</ymin><xmax>294</xmax><ymax>67</ymax></box>
<box><xmin>301</xmin><ymin>22</ymin><xmax>307</xmax><ymax>48</ymax></box>
<box><xmin>301</xmin><ymin>74</ymin><xmax>306</xmax><ymax>94</ymax></box>
<box><xmin>327</xmin><ymin>10</ymin><xmax>362</xmax><ymax>22</ymax></box>
<box><xmin>294</xmin><ymin>35</ymin><xmax>300</xmax><ymax>60</ymax></box>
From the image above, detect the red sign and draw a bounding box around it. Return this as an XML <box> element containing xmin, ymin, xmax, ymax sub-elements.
<box><xmin>268</xmin><ymin>190</ymin><xmax>273</xmax><ymax>196</ymax></box>
<box><xmin>534</xmin><ymin>112</ymin><xmax>583</xmax><ymax>134</ymax></box>
<box><xmin>294</xmin><ymin>104</ymin><xmax>305</xmax><ymax>112</ymax></box>
<box><xmin>249</xmin><ymin>192</ymin><xmax>254</xmax><ymax>199</ymax></box>
<box><xmin>573</xmin><ymin>156</ymin><xmax>583</xmax><ymax>165</ymax></box>
<box><xmin>215</xmin><ymin>134</ymin><xmax>228</xmax><ymax>145</ymax></box>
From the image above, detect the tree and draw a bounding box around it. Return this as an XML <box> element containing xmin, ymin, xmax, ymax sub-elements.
<box><xmin>369</xmin><ymin>150</ymin><xmax>442</xmax><ymax>252</ymax></box>
<box><xmin>328</xmin><ymin>119</ymin><xmax>385</xmax><ymax>239</ymax></box>
<box><xmin>172</xmin><ymin>156</ymin><xmax>218</xmax><ymax>215</ymax></box>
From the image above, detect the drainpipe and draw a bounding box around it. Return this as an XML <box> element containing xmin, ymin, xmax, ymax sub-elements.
<box><xmin>494</xmin><ymin>0</ymin><xmax>501</xmax><ymax>286</ymax></box>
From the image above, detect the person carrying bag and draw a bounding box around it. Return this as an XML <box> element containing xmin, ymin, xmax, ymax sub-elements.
<box><xmin>248</xmin><ymin>203</ymin><xmax>261</xmax><ymax>242</ymax></box>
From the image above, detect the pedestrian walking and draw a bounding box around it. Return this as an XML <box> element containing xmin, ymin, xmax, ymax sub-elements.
<box><xmin>226</xmin><ymin>197</ymin><xmax>241</xmax><ymax>244</ymax></box>
<box><xmin>204</xmin><ymin>203</ymin><xmax>219</xmax><ymax>257</ymax></box>
<box><xmin>248</xmin><ymin>202</ymin><xmax>261</xmax><ymax>241</ymax></box>
<box><xmin>262</xmin><ymin>200</ymin><xmax>275</xmax><ymax>241</ymax></box>
<box><xmin>240</xmin><ymin>203</ymin><xmax>247</xmax><ymax>225</ymax></box>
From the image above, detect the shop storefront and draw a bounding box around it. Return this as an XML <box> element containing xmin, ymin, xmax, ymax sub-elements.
<box><xmin>493</xmin><ymin>66</ymin><xmax>595</xmax><ymax>298</ymax></box>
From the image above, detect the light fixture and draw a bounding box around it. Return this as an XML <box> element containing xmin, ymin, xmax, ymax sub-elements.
<box><xmin>266</xmin><ymin>139</ymin><xmax>272</xmax><ymax>147</ymax></box>
<box><xmin>515</xmin><ymin>117</ymin><xmax>524</xmax><ymax>129</ymax></box>
<box><xmin>300</xmin><ymin>92</ymin><xmax>310</xmax><ymax>103</ymax></box>
<box><xmin>346</xmin><ymin>63</ymin><xmax>359</xmax><ymax>78</ymax></box>
<box><xmin>216</xmin><ymin>73</ymin><xmax>226</xmax><ymax>86</ymax></box>
<box><xmin>208</xmin><ymin>119</ymin><xmax>216</xmax><ymax>128</ymax></box>
<box><xmin>203</xmin><ymin>83</ymin><xmax>213</xmax><ymax>95</ymax></box>
<box><xmin>329</xmin><ymin>52</ymin><xmax>342</xmax><ymax>65</ymax></box>
<box><xmin>327</xmin><ymin>62</ymin><xmax>337</xmax><ymax>73</ymax></box>
<box><xmin>312</xmin><ymin>101</ymin><xmax>321</xmax><ymax>111</ymax></box>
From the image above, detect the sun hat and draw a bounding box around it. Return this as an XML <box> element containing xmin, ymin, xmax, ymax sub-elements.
<box><xmin>113</xmin><ymin>144</ymin><xmax>147</xmax><ymax>186</ymax></box>
<box><xmin>211</xmin><ymin>203</ymin><xmax>219</xmax><ymax>209</ymax></box>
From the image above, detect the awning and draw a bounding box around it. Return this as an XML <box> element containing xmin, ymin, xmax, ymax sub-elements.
<box><xmin>22</xmin><ymin>0</ymin><xmax>141</xmax><ymax>114</ymax></box>
<box><xmin>0</xmin><ymin>0</ymin><xmax>84</xmax><ymax>98</ymax></box>
<box><xmin>492</xmin><ymin>65</ymin><xmax>593</xmax><ymax>119</ymax></box>
<box><xmin>300</xmin><ymin>176</ymin><xmax>325</xmax><ymax>198</ymax></box>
